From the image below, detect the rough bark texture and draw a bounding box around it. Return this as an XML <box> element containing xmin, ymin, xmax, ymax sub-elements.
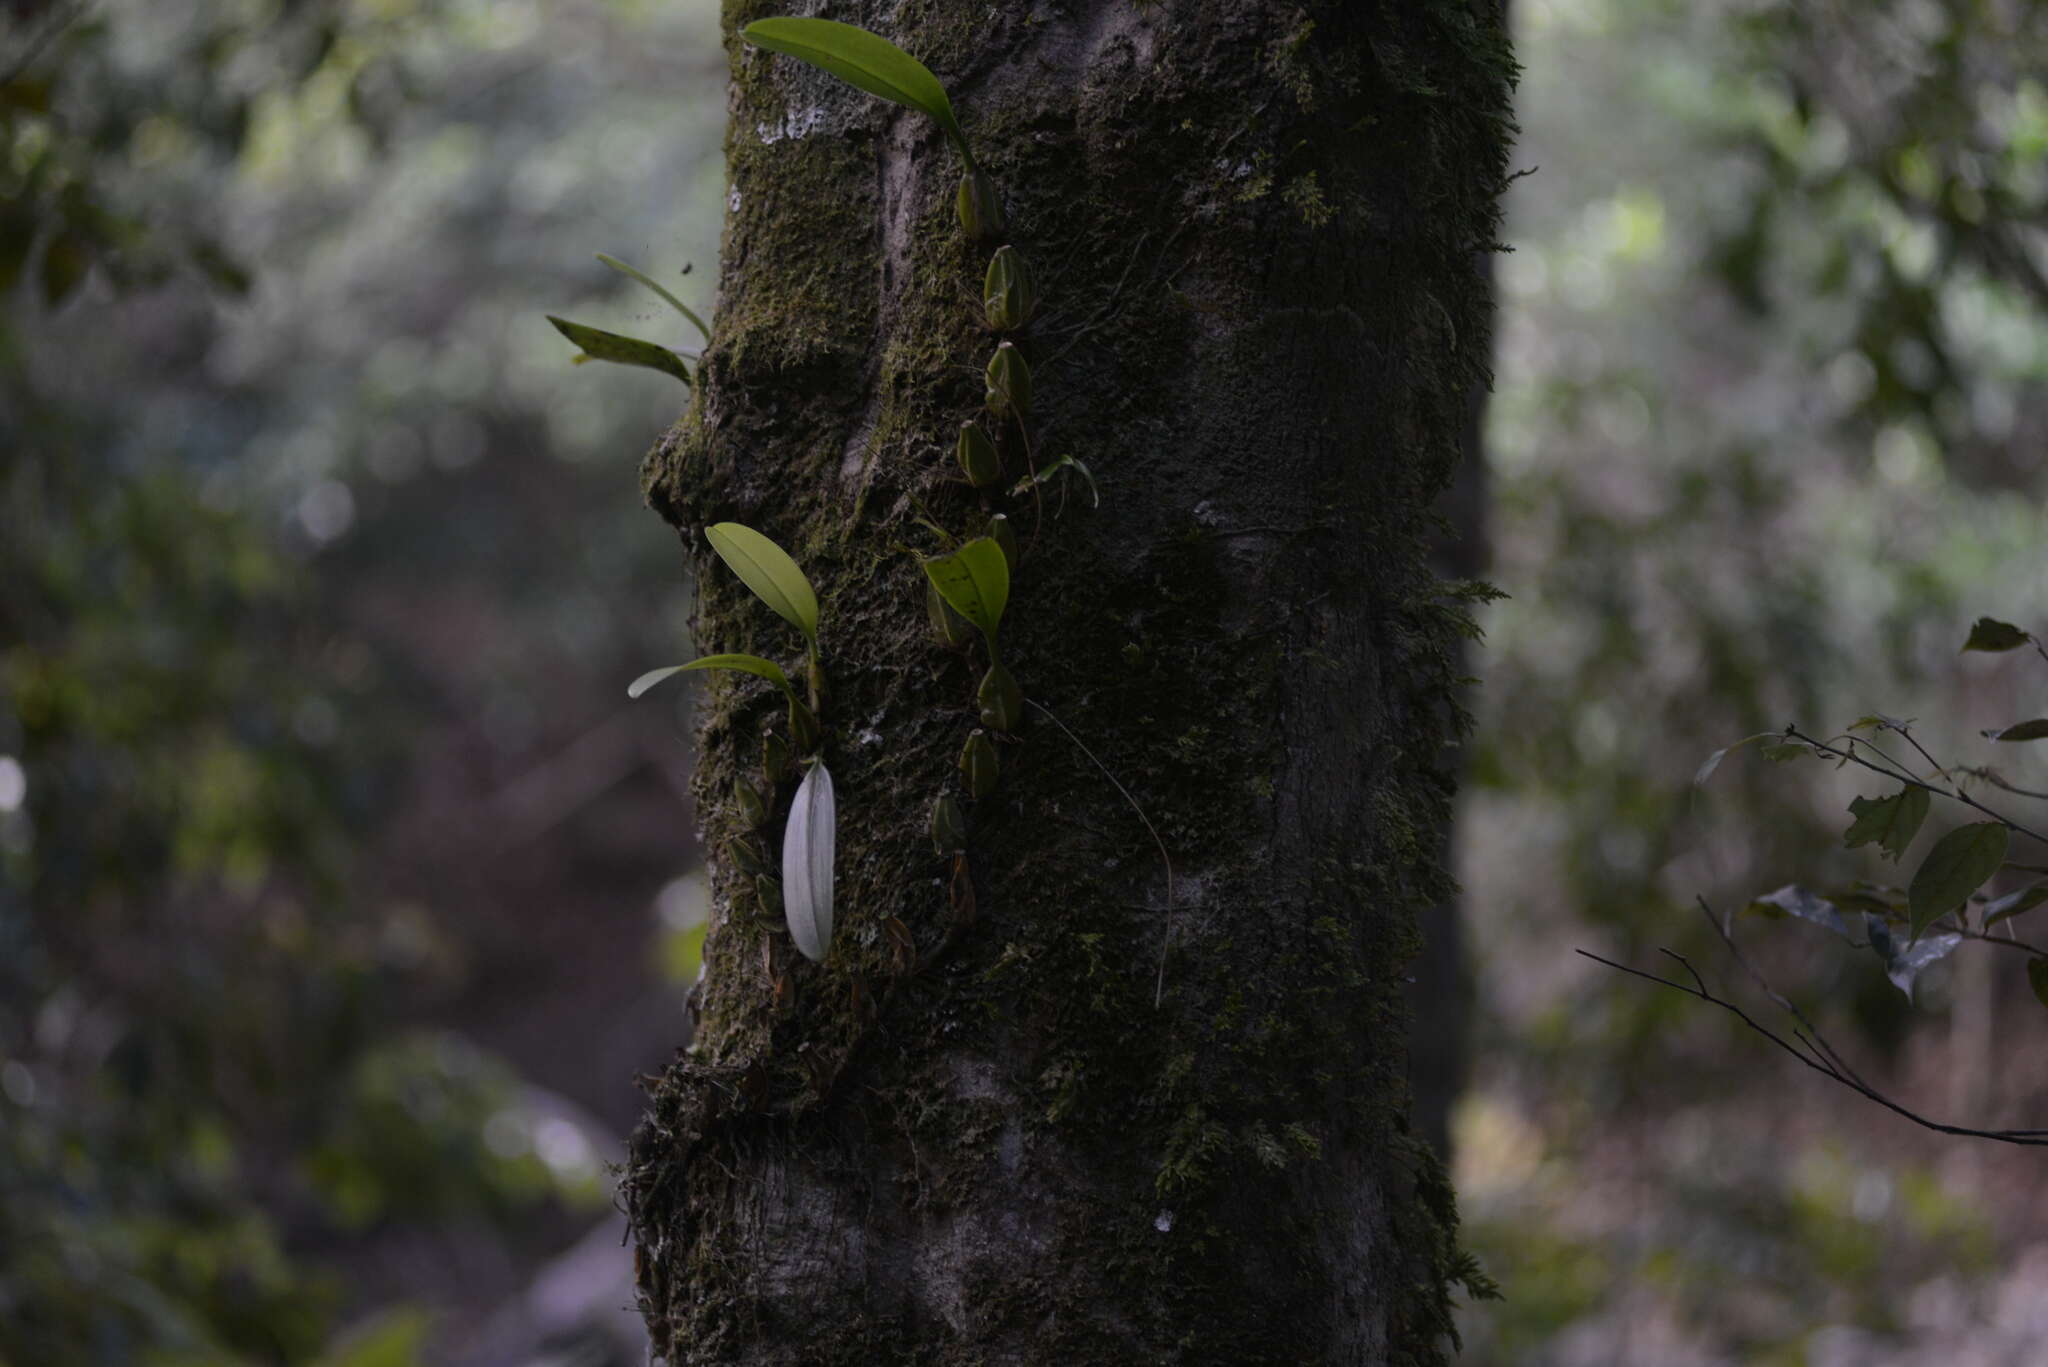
<box><xmin>627</xmin><ymin>2</ymin><xmax>1513</xmax><ymax>1363</ymax></box>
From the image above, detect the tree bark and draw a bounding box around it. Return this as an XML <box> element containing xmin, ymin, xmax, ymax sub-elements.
<box><xmin>627</xmin><ymin>3</ymin><xmax>1513</xmax><ymax>1363</ymax></box>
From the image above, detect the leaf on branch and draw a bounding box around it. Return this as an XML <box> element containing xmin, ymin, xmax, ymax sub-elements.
<box><xmin>1908</xmin><ymin>821</ymin><xmax>2010</xmax><ymax>937</ymax></box>
<box><xmin>706</xmin><ymin>523</ymin><xmax>820</xmax><ymax>647</ymax></box>
<box><xmin>1983</xmin><ymin>720</ymin><xmax>2048</xmax><ymax>742</ymax></box>
<box><xmin>1885</xmin><ymin>930</ymin><xmax>1962</xmax><ymax>1001</ymax></box>
<box><xmin>1747</xmin><ymin>884</ymin><xmax>1852</xmax><ymax>940</ymax></box>
<box><xmin>782</xmin><ymin>760</ymin><xmax>837</xmax><ymax>963</ymax></box>
<box><xmin>1843</xmin><ymin>786</ymin><xmax>1931</xmax><ymax>861</ymax></box>
<box><xmin>1009</xmin><ymin>452</ymin><xmax>1101</xmax><ymax>508</ymax></box>
<box><xmin>1984</xmin><ymin>884</ymin><xmax>2048</xmax><ymax>929</ymax></box>
<box><xmin>546</xmin><ymin>316</ymin><xmax>693</xmax><ymax>385</ymax></box>
<box><xmin>1963</xmin><ymin>618</ymin><xmax>2031</xmax><ymax>653</ymax></box>
<box><xmin>741</xmin><ymin>17</ymin><xmax>968</xmax><ymax>157</ymax></box>
<box><xmin>1760</xmin><ymin>741</ymin><xmax>1814</xmax><ymax>763</ymax></box>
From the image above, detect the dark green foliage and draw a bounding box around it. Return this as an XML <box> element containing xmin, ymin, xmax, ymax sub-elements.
<box><xmin>1907</xmin><ymin>821</ymin><xmax>2008</xmax><ymax>937</ymax></box>
<box><xmin>547</xmin><ymin>315</ymin><xmax>695</xmax><ymax>386</ymax></box>
<box><xmin>1843</xmin><ymin>786</ymin><xmax>1930</xmax><ymax>861</ymax></box>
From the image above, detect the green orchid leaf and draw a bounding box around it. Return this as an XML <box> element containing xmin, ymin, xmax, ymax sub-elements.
<box><xmin>706</xmin><ymin>523</ymin><xmax>819</xmax><ymax>647</ymax></box>
<box><xmin>547</xmin><ymin>315</ymin><xmax>692</xmax><ymax>386</ymax></box>
<box><xmin>741</xmin><ymin>17</ymin><xmax>967</xmax><ymax>157</ymax></box>
<box><xmin>628</xmin><ymin>654</ymin><xmax>793</xmax><ymax>700</ymax></box>
<box><xmin>1908</xmin><ymin>821</ymin><xmax>2010</xmax><ymax>937</ymax></box>
<box><xmin>922</xmin><ymin>536</ymin><xmax>1009</xmax><ymax>642</ymax></box>
<box><xmin>596</xmin><ymin>253</ymin><xmax>710</xmax><ymax>343</ymax></box>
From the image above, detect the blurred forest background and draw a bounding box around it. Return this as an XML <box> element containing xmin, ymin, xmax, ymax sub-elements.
<box><xmin>2</xmin><ymin>0</ymin><xmax>2044</xmax><ymax>1364</ymax></box>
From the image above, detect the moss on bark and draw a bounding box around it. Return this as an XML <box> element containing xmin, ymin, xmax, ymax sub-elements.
<box><xmin>627</xmin><ymin>2</ymin><xmax>1514</xmax><ymax>1362</ymax></box>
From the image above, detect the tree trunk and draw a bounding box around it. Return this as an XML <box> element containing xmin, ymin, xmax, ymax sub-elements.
<box><xmin>627</xmin><ymin>3</ymin><xmax>1513</xmax><ymax>1363</ymax></box>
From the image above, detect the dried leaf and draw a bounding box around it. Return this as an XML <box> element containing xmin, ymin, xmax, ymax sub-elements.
<box><xmin>741</xmin><ymin>17</ymin><xmax>967</xmax><ymax>154</ymax></box>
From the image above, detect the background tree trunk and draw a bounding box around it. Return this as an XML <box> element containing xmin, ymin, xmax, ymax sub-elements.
<box><xmin>627</xmin><ymin>3</ymin><xmax>1513</xmax><ymax>1363</ymax></box>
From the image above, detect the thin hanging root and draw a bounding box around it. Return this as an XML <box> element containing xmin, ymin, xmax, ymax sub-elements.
<box><xmin>1016</xmin><ymin>418</ymin><xmax>1044</xmax><ymax>546</ymax></box>
<box><xmin>1026</xmin><ymin>699</ymin><xmax>1176</xmax><ymax>1007</ymax></box>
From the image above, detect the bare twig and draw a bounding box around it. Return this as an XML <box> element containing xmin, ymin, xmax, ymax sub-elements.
<box><xmin>1788</xmin><ymin>726</ymin><xmax>2048</xmax><ymax>848</ymax></box>
<box><xmin>1027</xmin><ymin>699</ymin><xmax>1176</xmax><ymax>1007</ymax></box>
<box><xmin>1956</xmin><ymin>767</ymin><xmax>2048</xmax><ymax>802</ymax></box>
<box><xmin>1578</xmin><ymin>944</ymin><xmax>2048</xmax><ymax>1145</ymax></box>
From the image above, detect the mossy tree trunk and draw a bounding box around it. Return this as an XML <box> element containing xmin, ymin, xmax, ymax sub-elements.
<box><xmin>627</xmin><ymin>3</ymin><xmax>1513</xmax><ymax>1363</ymax></box>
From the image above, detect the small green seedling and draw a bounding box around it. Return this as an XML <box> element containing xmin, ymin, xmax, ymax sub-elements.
<box><xmin>706</xmin><ymin>522</ymin><xmax>819</xmax><ymax>649</ymax></box>
<box><xmin>923</xmin><ymin>536</ymin><xmax>1018</xmax><ymax>728</ymax></box>
<box><xmin>547</xmin><ymin>315</ymin><xmax>693</xmax><ymax>387</ymax></box>
<box><xmin>629</xmin><ymin>523</ymin><xmax>826</xmax><ymax>751</ymax></box>
<box><xmin>922</xmin><ymin>536</ymin><xmax>1007</xmax><ymax>641</ymax></box>
<box><xmin>706</xmin><ymin>521</ymin><xmax>824</xmax><ymax>705</ymax></box>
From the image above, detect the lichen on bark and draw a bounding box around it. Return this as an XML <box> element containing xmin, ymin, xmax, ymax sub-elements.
<box><xmin>626</xmin><ymin>3</ymin><xmax>1514</xmax><ymax>1362</ymax></box>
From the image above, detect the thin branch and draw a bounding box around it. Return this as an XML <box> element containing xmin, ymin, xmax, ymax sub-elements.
<box><xmin>1027</xmin><ymin>699</ymin><xmax>1176</xmax><ymax>1007</ymax></box>
<box><xmin>1696</xmin><ymin>897</ymin><xmax>1872</xmax><ymax>1091</ymax></box>
<box><xmin>1578</xmin><ymin>946</ymin><xmax>2048</xmax><ymax>1145</ymax></box>
<box><xmin>1955</xmin><ymin>926</ymin><xmax>2048</xmax><ymax>958</ymax></box>
<box><xmin>1788</xmin><ymin>727</ymin><xmax>2048</xmax><ymax>848</ymax></box>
